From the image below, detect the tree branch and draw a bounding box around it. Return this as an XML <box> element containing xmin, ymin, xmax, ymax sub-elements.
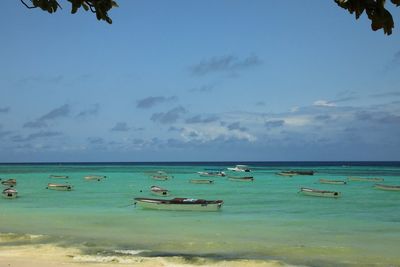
<box><xmin>20</xmin><ymin>0</ymin><xmax>36</xmax><ymax>9</ymax></box>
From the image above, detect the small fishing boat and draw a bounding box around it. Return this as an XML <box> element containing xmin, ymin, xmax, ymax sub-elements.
<box><xmin>1</xmin><ymin>179</ymin><xmax>17</xmax><ymax>187</ymax></box>
<box><xmin>276</xmin><ymin>172</ymin><xmax>294</xmax><ymax>177</ymax></box>
<box><xmin>197</xmin><ymin>171</ymin><xmax>226</xmax><ymax>177</ymax></box>
<box><xmin>348</xmin><ymin>176</ymin><xmax>384</xmax><ymax>182</ymax></box>
<box><xmin>228</xmin><ymin>176</ymin><xmax>254</xmax><ymax>182</ymax></box>
<box><xmin>134</xmin><ymin>197</ymin><xmax>224</xmax><ymax>211</ymax></box>
<box><xmin>150</xmin><ymin>171</ymin><xmax>172</xmax><ymax>181</ymax></box>
<box><xmin>319</xmin><ymin>178</ymin><xmax>347</xmax><ymax>185</ymax></box>
<box><xmin>84</xmin><ymin>175</ymin><xmax>106</xmax><ymax>181</ymax></box>
<box><xmin>46</xmin><ymin>183</ymin><xmax>73</xmax><ymax>191</ymax></box>
<box><xmin>374</xmin><ymin>184</ymin><xmax>400</xmax><ymax>191</ymax></box>
<box><xmin>300</xmin><ymin>187</ymin><xmax>341</xmax><ymax>198</ymax></box>
<box><xmin>2</xmin><ymin>188</ymin><xmax>18</xmax><ymax>199</ymax></box>
<box><xmin>189</xmin><ymin>179</ymin><xmax>214</xmax><ymax>184</ymax></box>
<box><xmin>227</xmin><ymin>165</ymin><xmax>251</xmax><ymax>172</ymax></box>
<box><xmin>49</xmin><ymin>175</ymin><xmax>69</xmax><ymax>179</ymax></box>
<box><xmin>279</xmin><ymin>170</ymin><xmax>315</xmax><ymax>176</ymax></box>
<box><xmin>150</xmin><ymin>185</ymin><xmax>170</xmax><ymax>196</ymax></box>
<box><xmin>152</xmin><ymin>175</ymin><xmax>169</xmax><ymax>181</ymax></box>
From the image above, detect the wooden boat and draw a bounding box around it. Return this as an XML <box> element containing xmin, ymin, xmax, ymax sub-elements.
<box><xmin>197</xmin><ymin>171</ymin><xmax>226</xmax><ymax>177</ymax></box>
<box><xmin>374</xmin><ymin>184</ymin><xmax>400</xmax><ymax>191</ymax></box>
<box><xmin>228</xmin><ymin>176</ymin><xmax>254</xmax><ymax>182</ymax></box>
<box><xmin>348</xmin><ymin>176</ymin><xmax>384</xmax><ymax>182</ymax></box>
<box><xmin>319</xmin><ymin>178</ymin><xmax>347</xmax><ymax>185</ymax></box>
<box><xmin>150</xmin><ymin>171</ymin><xmax>172</xmax><ymax>181</ymax></box>
<box><xmin>1</xmin><ymin>179</ymin><xmax>17</xmax><ymax>187</ymax></box>
<box><xmin>276</xmin><ymin>172</ymin><xmax>294</xmax><ymax>177</ymax></box>
<box><xmin>134</xmin><ymin>197</ymin><xmax>224</xmax><ymax>211</ymax></box>
<box><xmin>150</xmin><ymin>185</ymin><xmax>170</xmax><ymax>196</ymax></box>
<box><xmin>2</xmin><ymin>188</ymin><xmax>18</xmax><ymax>199</ymax></box>
<box><xmin>189</xmin><ymin>179</ymin><xmax>214</xmax><ymax>184</ymax></box>
<box><xmin>280</xmin><ymin>170</ymin><xmax>315</xmax><ymax>176</ymax></box>
<box><xmin>300</xmin><ymin>187</ymin><xmax>341</xmax><ymax>198</ymax></box>
<box><xmin>227</xmin><ymin>165</ymin><xmax>251</xmax><ymax>172</ymax></box>
<box><xmin>84</xmin><ymin>175</ymin><xmax>106</xmax><ymax>181</ymax></box>
<box><xmin>46</xmin><ymin>183</ymin><xmax>73</xmax><ymax>191</ymax></box>
<box><xmin>49</xmin><ymin>175</ymin><xmax>69</xmax><ymax>179</ymax></box>
<box><xmin>152</xmin><ymin>175</ymin><xmax>169</xmax><ymax>181</ymax></box>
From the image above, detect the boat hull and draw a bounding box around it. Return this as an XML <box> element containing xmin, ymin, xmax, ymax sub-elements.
<box><xmin>189</xmin><ymin>179</ymin><xmax>214</xmax><ymax>184</ymax></box>
<box><xmin>374</xmin><ymin>184</ymin><xmax>400</xmax><ymax>191</ymax></box>
<box><xmin>300</xmin><ymin>188</ymin><xmax>341</xmax><ymax>198</ymax></box>
<box><xmin>348</xmin><ymin>177</ymin><xmax>384</xmax><ymax>182</ymax></box>
<box><xmin>84</xmin><ymin>176</ymin><xmax>105</xmax><ymax>181</ymax></box>
<box><xmin>228</xmin><ymin>177</ymin><xmax>254</xmax><ymax>182</ymax></box>
<box><xmin>50</xmin><ymin>176</ymin><xmax>68</xmax><ymax>179</ymax></box>
<box><xmin>134</xmin><ymin>198</ymin><xmax>223</xmax><ymax>212</ymax></box>
<box><xmin>319</xmin><ymin>179</ymin><xmax>347</xmax><ymax>185</ymax></box>
<box><xmin>150</xmin><ymin>186</ymin><xmax>170</xmax><ymax>196</ymax></box>
<box><xmin>2</xmin><ymin>189</ymin><xmax>17</xmax><ymax>199</ymax></box>
<box><xmin>47</xmin><ymin>184</ymin><xmax>72</xmax><ymax>191</ymax></box>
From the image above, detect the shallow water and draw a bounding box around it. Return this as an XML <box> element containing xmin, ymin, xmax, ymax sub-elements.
<box><xmin>1</xmin><ymin>162</ymin><xmax>400</xmax><ymax>266</ymax></box>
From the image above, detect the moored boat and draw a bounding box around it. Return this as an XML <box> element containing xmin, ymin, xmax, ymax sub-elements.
<box><xmin>46</xmin><ymin>183</ymin><xmax>73</xmax><ymax>191</ymax></box>
<box><xmin>276</xmin><ymin>172</ymin><xmax>294</xmax><ymax>177</ymax></box>
<box><xmin>374</xmin><ymin>184</ymin><xmax>400</xmax><ymax>191</ymax></box>
<box><xmin>348</xmin><ymin>176</ymin><xmax>384</xmax><ymax>182</ymax></box>
<box><xmin>300</xmin><ymin>187</ymin><xmax>341</xmax><ymax>198</ymax></box>
<box><xmin>227</xmin><ymin>165</ymin><xmax>251</xmax><ymax>172</ymax></box>
<box><xmin>197</xmin><ymin>171</ymin><xmax>226</xmax><ymax>177</ymax></box>
<box><xmin>228</xmin><ymin>176</ymin><xmax>254</xmax><ymax>182</ymax></box>
<box><xmin>150</xmin><ymin>185</ymin><xmax>170</xmax><ymax>196</ymax></box>
<box><xmin>49</xmin><ymin>175</ymin><xmax>69</xmax><ymax>179</ymax></box>
<box><xmin>279</xmin><ymin>170</ymin><xmax>315</xmax><ymax>176</ymax></box>
<box><xmin>152</xmin><ymin>175</ymin><xmax>169</xmax><ymax>181</ymax></box>
<box><xmin>134</xmin><ymin>197</ymin><xmax>224</xmax><ymax>211</ymax></box>
<box><xmin>2</xmin><ymin>188</ymin><xmax>18</xmax><ymax>199</ymax></box>
<box><xmin>1</xmin><ymin>179</ymin><xmax>17</xmax><ymax>187</ymax></box>
<box><xmin>189</xmin><ymin>179</ymin><xmax>214</xmax><ymax>184</ymax></box>
<box><xmin>84</xmin><ymin>175</ymin><xmax>106</xmax><ymax>181</ymax></box>
<box><xmin>319</xmin><ymin>178</ymin><xmax>347</xmax><ymax>185</ymax></box>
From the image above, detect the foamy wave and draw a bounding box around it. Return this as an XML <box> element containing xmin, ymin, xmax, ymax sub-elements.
<box><xmin>114</xmin><ymin>249</ymin><xmax>150</xmax><ymax>255</ymax></box>
<box><xmin>72</xmin><ymin>254</ymin><xmax>145</xmax><ymax>264</ymax></box>
<box><xmin>0</xmin><ymin>232</ymin><xmax>45</xmax><ymax>243</ymax></box>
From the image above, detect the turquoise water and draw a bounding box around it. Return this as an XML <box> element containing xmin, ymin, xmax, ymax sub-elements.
<box><xmin>1</xmin><ymin>162</ymin><xmax>400</xmax><ymax>266</ymax></box>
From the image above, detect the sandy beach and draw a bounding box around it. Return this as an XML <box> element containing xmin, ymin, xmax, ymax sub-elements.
<box><xmin>0</xmin><ymin>244</ymin><xmax>292</xmax><ymax>267</ymax></box>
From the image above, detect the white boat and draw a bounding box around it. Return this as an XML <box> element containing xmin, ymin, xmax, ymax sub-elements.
<box><xmin>228</xmin><ymin>176</ymin><xmax>254</xmax><ymax>182</ymax></box>
<box><xmin>189</xmin><ymin>179</ymin><xmax>214</xmax><ymax>184</ymax></box>
<box><xmin>150</xmin><ymin>171</ymin><xmax>172</xmax><ymax>181</ymax></box>
<box><xmin>134</xmin><ymin>197</ymin><xmax>223</xmax><ymax>211</ymax></box>
<box><xmin>300</xmin><ymin>187</ymin><xmax>341</xmax><ymax>198</ymax></box>
<box><xmin>47</xmin><ymin>183</ymin><xmax>73</xmax><ymax>191</ymax></box>
<box><xmin>2</xmin><ymin>188</ymin><xmax>18</xmax><ymax>199</ymax></box>
<box><xmin>348</xmin><ymin>176</ymin><xmax>384</xmax><ymax>182</ymax></box>
<box><xmin>150</xmin><ymin>185</ymin><xmax>170</xmax><ymax>196</ymax></box>
<box><xmin>1</xmin><ymin>179</ymin><xmax>17</xmax><ymax>187</ymax></box>
<box><xmin>197</xmin><ymin>171</ymin><xmax>226</xmax><ymax>177</ymax></box>
<box><xmin>49</xmin><ymin>175</ymin><xmax>69</xmax><ymax>179</ymax></box>
<box><xmin>374</xmin><ymin>184</ymin><xmax>400</xmax><ymax>191</ymax></box>
<box><xmin>319</xmin><ymin>178</ymin><xmax>347</xmax><ymax>185</ymax></box>
<box><xmin>84</xmin><ymin>175</ymin><xmax>106</xmax><ymax>181</ymax></box>
<box><xmin>227</xmin><ymin>165</ymin><xmax>251</xmax><ymax>172</ymax></box>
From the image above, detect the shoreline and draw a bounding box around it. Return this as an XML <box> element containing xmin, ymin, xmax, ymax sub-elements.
<box><xmin>0</xmin><ymin>243</ymin><xmax>294</xmax><ymax>267</ymax></box>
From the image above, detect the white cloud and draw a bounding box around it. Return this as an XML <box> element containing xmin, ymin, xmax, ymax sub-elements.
<box><xmin>313</xmin><ymin>100</ymin><xmax>336</xmax><ymax>107</ymax></box>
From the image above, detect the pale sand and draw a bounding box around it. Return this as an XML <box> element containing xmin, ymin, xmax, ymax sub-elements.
<box><xmin>0</xmin><ymin>244</ymin><xmax>292</xmax><ymax>267</ymax></box>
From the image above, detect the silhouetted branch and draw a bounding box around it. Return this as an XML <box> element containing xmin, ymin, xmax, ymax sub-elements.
<box><xmin>20</xmin><ymin>0</ymin><xmax>36</xmax><ymax>9</ymax></box>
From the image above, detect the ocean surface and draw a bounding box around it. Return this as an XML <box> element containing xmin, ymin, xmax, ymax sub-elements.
<box><xmin>1</xmin><ymin>162</ymin><xmax>400</xmax><ymax>266</ymax></box>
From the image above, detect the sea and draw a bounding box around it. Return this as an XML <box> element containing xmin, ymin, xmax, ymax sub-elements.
<box><xmin>1</xmin><ymin>162</ymin><xmax>400</xmax><ymax>267</ymax></box>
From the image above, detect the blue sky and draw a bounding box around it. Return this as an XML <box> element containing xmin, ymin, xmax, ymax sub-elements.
<box><xmin>1</xmin><ymin>1</ymin><xmax>400</xmax><ymax>162</ymax></box>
